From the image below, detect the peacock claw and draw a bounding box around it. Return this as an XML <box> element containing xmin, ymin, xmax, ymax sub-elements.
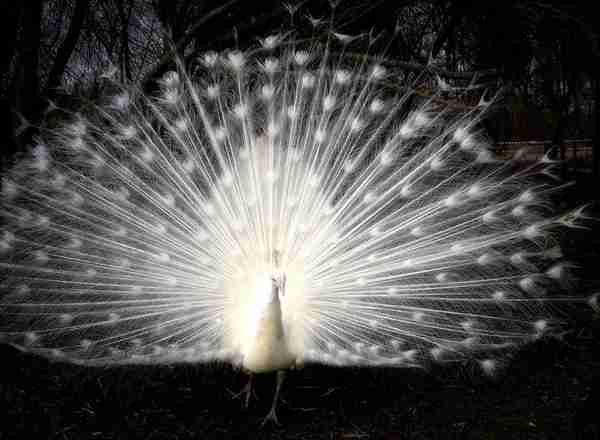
<box><xmin>260</xmin><ymin>408</ymin><xmax>280</xmax><ymax>427</ymax></box>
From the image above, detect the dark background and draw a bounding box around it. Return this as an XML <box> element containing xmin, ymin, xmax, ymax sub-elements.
<box><xmin>1</xmin><ymin>1</ymin><xmax>600</xmax><ymax>438</ymax></box>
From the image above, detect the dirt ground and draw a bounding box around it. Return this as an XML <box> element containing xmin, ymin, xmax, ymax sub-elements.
<box><xmin>2</xmin><ymin>325</ymin><xmax>599</xmax><ymax>440</ymax></box>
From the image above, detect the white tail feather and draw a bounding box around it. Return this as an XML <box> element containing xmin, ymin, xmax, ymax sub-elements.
<box><xmin>0</xmin><ymin>32</ymin><xmax>587</xmax><ymax>375</ymax></box>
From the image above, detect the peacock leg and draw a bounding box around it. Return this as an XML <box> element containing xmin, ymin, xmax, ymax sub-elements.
<box><xmin>261</xmin><ymin>369</ymin><xmax>286</xmax><ymax>426</ymax></box>
<box><xmin>231</xmin><ymin>373</ymin><xmax>255</xmax><ymax>408</ymax></box>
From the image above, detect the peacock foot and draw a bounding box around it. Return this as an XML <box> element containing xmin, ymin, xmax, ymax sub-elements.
<box><xmin>260</xmin><ymin>407</ymin><xmax>280</xmax><ymax>427</ymax></box>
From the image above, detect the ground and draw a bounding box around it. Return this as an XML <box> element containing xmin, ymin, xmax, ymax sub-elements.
<box><xmin>1</xmin><ymin>328</ymin><xmax>599</xmax><ymax>439</ymax></box>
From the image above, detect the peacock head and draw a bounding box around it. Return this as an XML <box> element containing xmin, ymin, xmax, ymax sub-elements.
<box><xmin>245</xmin><ymin>250</ymin><xmax>286</xmax><ymax>309</ymax></box>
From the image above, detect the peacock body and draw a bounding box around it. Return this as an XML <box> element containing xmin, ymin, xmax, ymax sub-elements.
<box><xmin>0</xmin><ymin>28</ymin><xmax>588</xmax><ymax>394</ymax></box>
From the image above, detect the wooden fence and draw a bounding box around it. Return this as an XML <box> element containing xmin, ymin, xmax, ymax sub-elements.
<box><xmin>495</xmin><ymin>139</ymin><xmax>593</xmax><ymax>172</ymax></box>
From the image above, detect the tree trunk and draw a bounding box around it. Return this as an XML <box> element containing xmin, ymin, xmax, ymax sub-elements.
<box><xmin>593</xmin><ymin>78</ymin><xmax>600</xmax><ymax>184</ymax></box>
<box><xmin>13</xmin><ymin>0</ymin><xmax>43</xmax><ymax>149</ymax></box>
<box><xmin>45</xmin><ymin>0</ymin><xmax>90</xmax><ymax>97</ymax></box>
<box><xmin>0</xmin><ymin>3</ymin><xmax>20</xmax><ymax>79</ymax></box>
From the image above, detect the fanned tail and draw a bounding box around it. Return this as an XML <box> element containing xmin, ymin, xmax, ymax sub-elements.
<box><xmin>0</xmin><ymin>31</ymin><xmax>587</xmax><ymax>374</ymax></box>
